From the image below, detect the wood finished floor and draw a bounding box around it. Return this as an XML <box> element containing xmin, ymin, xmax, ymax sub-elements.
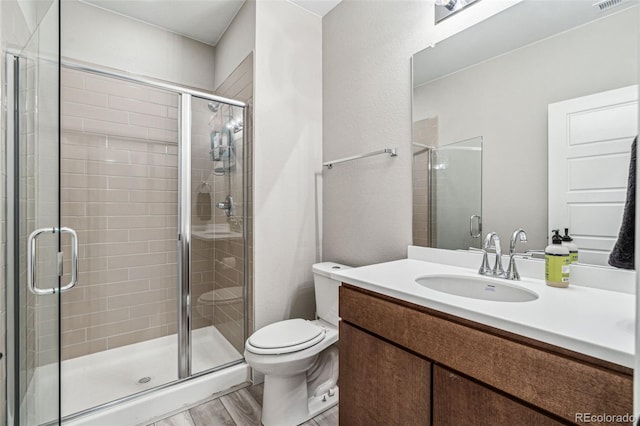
<box><xmin>149</xmin><ymin>383</ymin><xmax>339</xmax><ymax>426</ymax></box>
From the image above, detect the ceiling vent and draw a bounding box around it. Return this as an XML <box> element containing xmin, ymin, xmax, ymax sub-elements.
<box><xmin>593</xmin><ymin>0</ymin><xmax>626</xmax><ymax>11</ymax></box>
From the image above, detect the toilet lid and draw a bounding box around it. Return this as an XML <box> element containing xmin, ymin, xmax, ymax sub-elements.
<box><xmin>199</xmin><ymin>286</ymin><xmax>243</xmax><ymax>304</ymax></box>
<box><xmin>247</xmin><ymin>319</ymin><xmax>325</xmax><ymax>355</ymax></box>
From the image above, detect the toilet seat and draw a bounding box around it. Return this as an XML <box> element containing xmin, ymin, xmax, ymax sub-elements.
<box><xmin>247</xmin><ymin>319</ymin><xmax>326</xmax><ymax>355</ymax></box>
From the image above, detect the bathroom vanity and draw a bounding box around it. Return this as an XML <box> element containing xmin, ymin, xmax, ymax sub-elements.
<box><xmin>334</xmin><ymin>249</ymin><xmax>634</xmax><ymax>425</ymax></box>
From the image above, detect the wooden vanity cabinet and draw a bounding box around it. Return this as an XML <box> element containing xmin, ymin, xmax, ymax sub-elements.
<box><xmin>432</xmin><ymin>365</ymin><xmax>563</xmax><ymax>426</ymax></box>
<box><xmin>339</xmin><ymin>284</ymin><xmax>633</xmax><ymax>426</ymax></box>
<box><xmin>340</xmin><ymin>322</ymin><xmax>431</xmax><ymax>425</ymax></box>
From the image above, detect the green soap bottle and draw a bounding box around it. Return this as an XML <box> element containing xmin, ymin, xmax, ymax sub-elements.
<box><xmin>545</xmin><ymin>230</ymin><xmax>570</xmax><ymax>288</ymax></box>
<box><xmin>561</xmin><ymin>228</ymin><xmax>579</xmax><ymax>264</ymax></box>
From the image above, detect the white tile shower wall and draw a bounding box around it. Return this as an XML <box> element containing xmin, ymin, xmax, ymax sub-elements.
<box><xmin>60</xmin><ymin>68</ymin><xmax>180</xmax><ymax>360</ymax></box>
<box><xmin>412</xmin><ymin>118</ymin><xmax>437</xmax><ymax>247</ymax></box>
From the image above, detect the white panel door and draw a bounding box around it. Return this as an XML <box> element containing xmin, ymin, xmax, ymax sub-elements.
<box><xmin>548</xmin><ymin>85</ymin><xmax>638</xmax><ymax>266</ymax></box>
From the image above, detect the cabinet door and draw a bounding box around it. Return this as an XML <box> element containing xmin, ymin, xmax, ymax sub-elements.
<box><xmin>433</xmin><ymin>365</ymin><xmax>563</xmax><ymax>426</ymax></box>
<box><xmin>339</xmin><ymin>322</ymin><xmax>431</xmax><ymax>426</ymax></box>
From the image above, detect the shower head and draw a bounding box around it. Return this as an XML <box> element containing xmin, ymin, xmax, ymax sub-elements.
<box><xmin>208</xmin><ymin>102</ymin><xmax>220</xmax><ymax>113</ymax></box>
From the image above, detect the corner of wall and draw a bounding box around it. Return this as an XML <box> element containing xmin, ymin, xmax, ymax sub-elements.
<box><xmin>214</xmin><ymin>0</ymin><xmax>256</xmax><ymax>91</ymax></box>
<box><xmin>253</xmin><ymin>0</ymin><xmax>322</xmax><ymax>329</ymax></box>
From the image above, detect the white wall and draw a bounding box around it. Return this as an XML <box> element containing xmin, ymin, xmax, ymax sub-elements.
<box><xmin>214</xmin><ymin>0</ymin><xmax>255</xmax><ymax>91</ymax></box>
<box><xmin>61</xmin><ymin>1</ymin><xmax>216</xmax><ymax>91</ymax></box>
<box><xmin>322</xmin><ymin>0</ymin><xmax>429</xmax><ymax>266</ymax></box>
<box><xmin>322</xmin><ymin>0</ymin><xmax>561</xmax><ymax>267</ymax></box>
<box><xmin>253</xmin><ymin>0</ymin><xmax>322</xmax><ymax>328</ymax></box>
<box><xmin>1</xmin><ymin>0</ymin><xmax>42</xmax><ymax>52</ymax></box>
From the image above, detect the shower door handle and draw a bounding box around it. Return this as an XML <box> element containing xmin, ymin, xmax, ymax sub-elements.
<box><xmin>470</xmin><ymin>215</ymin><xmax>482</xmax><ymax>238</ymax></box>
<box><xmin>27</xmin><ymin>227</ymin><xmax>79</xmax><ymax>295</ymax></box>
<box><xmin>59</xmin><ymin>227</ymin><xmax>79</xmax><ymax>293</ymax></box>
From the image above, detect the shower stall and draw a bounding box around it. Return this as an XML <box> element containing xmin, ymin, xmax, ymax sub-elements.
<box><xmin>3</xmin><ymin>2</ymin><xmax>252</xmax><ymax>424</ymax></box>
<box><xmin>413</xmin><ymin>137</ymin><xmax>483</xmax><ymax>251</ymax></box>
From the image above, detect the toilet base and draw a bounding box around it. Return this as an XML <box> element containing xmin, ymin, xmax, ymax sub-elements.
<box><xmin>307</xmin><ymin>386</ymin><xmax>339</xmax><ymax>420</ymax></box>
<box><xmin>261</xmin><ymin>373</ymin><xmax>339</xmax><ymax>426</ymax></box>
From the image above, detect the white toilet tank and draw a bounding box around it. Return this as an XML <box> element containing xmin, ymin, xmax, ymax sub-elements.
<box><xmin>312</xmin><ymin>262</ymin><xmax>351</xmax><ymax>326</ymax></box>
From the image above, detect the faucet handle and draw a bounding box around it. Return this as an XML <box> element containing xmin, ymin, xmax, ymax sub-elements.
<box><xmin>489</xmin><ymin>234</ymin><xmax>505</xmax><ymax>277</ymax></box>
<box><xmin>478</xmin><ymin>249</ymin><xmax>492</xmax><ymax>275</ymax></box>
<box><xmin>505</xmin><ymin>256</ymin><xmax>520</xmax><ymax>280</ymax></box>
<box><xmin>480</xmin><ymin>232</ymin><xmax>504</xmax><ymax>276</ymax></box>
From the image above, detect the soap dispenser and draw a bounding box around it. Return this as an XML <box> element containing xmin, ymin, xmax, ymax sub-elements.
<box><xmin>545</xmin><ymin>230</ymin><xmax>570</xmax><ymax>288</ymax></box>
<box><xmin>561</xmin><ymin>228</ymin><xmax>579</xmax><ymax>264</ymax></box>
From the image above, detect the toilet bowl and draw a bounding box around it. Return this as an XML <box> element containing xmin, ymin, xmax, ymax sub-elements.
<box><xmin>244</xmin><ymin>262</ymin><xmax>349</xmax><ymax>426</ymax></box>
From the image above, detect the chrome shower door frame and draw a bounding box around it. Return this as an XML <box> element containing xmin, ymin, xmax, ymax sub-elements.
<box><xmin>178</xmin><ymin>94</ymin><xmax>192</xmax><ymax>379</ymax></box>
<box><xmin>59</xmin><ymin>61</ymin><xmax>249</xmax><ymax>396</ymax></box>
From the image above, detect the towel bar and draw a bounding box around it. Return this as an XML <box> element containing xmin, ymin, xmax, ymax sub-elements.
<box><xmin>323</xmin><ymin>148</ymin><xmax>397</xmax><ymax>169</ymax></box>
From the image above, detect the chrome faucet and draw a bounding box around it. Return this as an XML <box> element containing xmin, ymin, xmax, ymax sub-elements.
<box><xmin>479</xmin><ymin>232</ymin><xmax>504</xmax><ymax>277</ymax></box>
<box><xmin>505</xmin><ymin>228</ymin><xmax>527</xmax><ymax>280</ymax></box>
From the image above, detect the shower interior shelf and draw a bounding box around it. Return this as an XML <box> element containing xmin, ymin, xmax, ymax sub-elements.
<box><xmin>323</xmin><ymin>147</ymin><xmax>398</xmax><ymax>169</ymax></box>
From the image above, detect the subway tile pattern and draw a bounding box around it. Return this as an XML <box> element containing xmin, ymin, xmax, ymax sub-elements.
<box><xmin>60</xmin><ymin>68</ymin><xmax>180</xmax><ymax>360</ymax></box>
<box><xmin>412</xmin><ymin>117</ymin><xmax>438</xmax><ymax>247</ymax></box>
<box><xmin>58</xmin><ymin>56</ymin><xmax>254</xmax><ymax>362</ymax></box>
<box><xmin>149</xmin><ymin>383</ymin><xmax>338</xmax><ymax>426</ymax></box>
<box><xmin>213</xmin><ymin>54</ymin><xmax>254</xmax><ymax>349</ymax></box>
<box><xmin>61</xmin><ymin>69</ymin><xmax>179</xmax><ymax>142</ymax></box>
<box><xmin>189</xmin><ymin>53</ymin><xmax>253</xmax><ymax>361</ymax></box>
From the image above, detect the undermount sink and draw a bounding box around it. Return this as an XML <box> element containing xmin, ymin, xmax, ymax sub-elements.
<box><xmin>415</xmin><ymin>274</ymin><xmax>538</xmax><ymax>302</ymax></box>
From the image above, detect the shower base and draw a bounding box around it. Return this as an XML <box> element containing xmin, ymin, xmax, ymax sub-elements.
<box><xmin>32</xmin><ymin>325</ymin><xmax>248</xmax><ymax>425</ymax></box>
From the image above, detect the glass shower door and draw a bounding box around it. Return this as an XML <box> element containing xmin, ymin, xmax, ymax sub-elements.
<box><xmin>8</xmin><ymin>1</ymin><xmax>63</xmax><ymax>424</ymax></box>
<box><xmin>189</xmin><ymin>97</ymin><xmax>246</xmax><ymax>375</ymax></box>
<box><xmin>429</xmin><ymin>137</ymin><xmax>483</xmax><ymax>250</ymax></box>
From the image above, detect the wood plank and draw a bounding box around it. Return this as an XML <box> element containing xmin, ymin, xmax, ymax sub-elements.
<box><xmin>313</xmin><ymin>405</ymin><xmax>338</xmax><ymax>426</ymax></box>
<box><xmin>340</xmin><ymin>322</ymin><xmax>430</xmax><ymax>426</ymax></box>
<box><xmin>246</xmin><ymin>382</ymin><xmax>264</xmax><ymax>407</ymax></box>
<box><xmin>189</xmin><ymin>398</ymin><xmax>235</xmax><ymax>426</ymax></box>
<box><xmin>220</xmin><ymin>388</ymin><xmax>262</xmax><ymax>426</ymax></box>
<box><xmin>340</xmin><ymin>285</ymin><xmax>632</xmax><ymax>424</ymax></box>
<box><xmin>154</xmin><ymin>411</ymin><xmax>196</xmax><ymax>426</ymax></box>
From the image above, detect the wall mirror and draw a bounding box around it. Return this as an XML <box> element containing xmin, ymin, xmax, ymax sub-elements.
<box><xmin>412</xmin><ymin>0</ymin><xmax>638</xmax><ymax>267</ymax></box>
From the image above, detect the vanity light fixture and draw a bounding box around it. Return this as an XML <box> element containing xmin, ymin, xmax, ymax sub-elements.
<box><xmin>435</xmin><ymin>0</ymin><xmax>463</xmax><ymax>12</ymax></box>
<box><xmin>434</xmin><ymin>0</ymin><xmax>480</xmax><ymax>24</ymax></box>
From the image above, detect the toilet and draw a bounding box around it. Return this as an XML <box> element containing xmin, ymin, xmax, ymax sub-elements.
<box><xmin>244</xmin><ymin>262</ymin><xmax>350</xmax><ymax>426</ymax></box>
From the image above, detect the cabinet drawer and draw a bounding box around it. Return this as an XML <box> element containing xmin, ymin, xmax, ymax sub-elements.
<box><xmin>340</xmin><ymin>285</ymin><xmax>632</xmax><ymax>424</ymax></box>
<box><xmin>433</xmin><ymin>365</ymin><xmax>563</xmax><ymax>426</ymax></box>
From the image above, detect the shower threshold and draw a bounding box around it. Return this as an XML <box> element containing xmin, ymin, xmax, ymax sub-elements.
<box><xmin>32</xmin><ymin>325</ymin><xmax>243</xmax><ymax>424</ymax></box>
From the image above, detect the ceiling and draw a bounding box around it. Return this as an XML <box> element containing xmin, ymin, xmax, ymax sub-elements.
<box><xmin>80</xmin><ymin>0</ymin><xmax>342</xmax><ymax>46</ymax></box>
<box><xmin>413</xmin><ymin>0</ymin><xmax>637</xmax><ymax>87</ymax></box>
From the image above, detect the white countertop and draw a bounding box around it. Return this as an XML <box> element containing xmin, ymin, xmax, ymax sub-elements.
<box><xmin>331</xmin><ymin>258</ymin><xmax>635</xmax><ymax>368</ymax></box>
